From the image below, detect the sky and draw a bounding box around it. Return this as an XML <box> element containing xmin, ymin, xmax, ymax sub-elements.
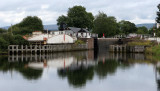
<box><xmin>0</xmin><ymin>0</ymin><xmax>159</xmax><ymax>27</ymax></box>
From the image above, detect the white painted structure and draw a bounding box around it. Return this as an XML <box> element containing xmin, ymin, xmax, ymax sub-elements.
<box><xmin>32</xmin><ymin>31</ymin><xmax>43</xmax><ymax>35</ymax></box>
<box><xmin>26</xmin><ymin>27</ymin><xmax>98</xmax><ymax>44</ymax></box>
<box><xmin>28</xmin><ymin>57</ymin><xmax>74</xmax><ymax>69</ymax></box>
<box><xmin>27</xmin><ymin>57</ymin><xmax>97</xmax><ymax>69</ymax></box>
<box><xmin>51</xmin><ymin>27</ymin><xmax>98</xmax><ymax>38</ymax></box>
<box><xmin>127</xmin><ymin>33</ymin><xmax>138</xmax><ymax>38</ymax></box>
<box><xmin>145</xmin><ymin>37</ymin><xmax>160</xmax><ymax>43</ymax></box>
<box><xmin>47</xmin><ymin>34</ymin><xmax>75</xmax><ymax>44</ymax></box>
<box><xmin>27</xmin><ymin>31</ymin><xmax>77</xmax><ymax>44</ymax></box>
<box><xmin>157</xmin><ymin>23</ymin><xmax>160</xmax><ymax>29</ymax></box>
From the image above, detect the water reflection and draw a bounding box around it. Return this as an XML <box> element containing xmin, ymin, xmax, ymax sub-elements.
<box><xmin>156</xmin><ymin>62</ymin><xmax>160</xmax><ymax>91</ymax></box>
<box><xmin>0</xmin><ymin>50</ymin><xmax>160</xmax><ymax>91</ymax></box>
<box><xmin>0</xmin><ymin>56</ymin><xmax>43</xmax><ymax>80</ymax></box>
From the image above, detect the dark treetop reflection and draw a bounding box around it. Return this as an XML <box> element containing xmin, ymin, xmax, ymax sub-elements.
<box><xmin>0</xmin><ymin>56</ymin><xmax>43</xmax><ymax>80</ymax></box>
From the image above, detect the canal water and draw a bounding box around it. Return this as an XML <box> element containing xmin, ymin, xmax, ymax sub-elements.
<box><xmin>0</xmin><ymin>50</ymin><xmax>159</xmax><ymax>91</ymax></box>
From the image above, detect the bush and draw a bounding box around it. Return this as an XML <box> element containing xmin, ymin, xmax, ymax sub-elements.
<box><xmin>128</xmin><ymin>40</ymin><xmax>152</xmax><ymax>46</ymax></box>
<box><xmin>0</xmin><ymin>33</ymin><xmax>29</xmax><ymax>52</ymax></box>
<box><xmin>13</xmin><ymin>35</ymin><xmax>29</xmax><ymax>45</ymax></box>
<box><xmin>75</xmin><ymin>40</ymin><xmax>85</xmax><ymax>45</ymax></box>
<box><xmin>0</xmin><ymin>28</ymin><xmax>7</xmax><ymax>33</ymax></box>
<box><xmin>145</xmin><ymin>45</ymin><xmax>160</xmax><ymax>55</ymax></box>
<box><xmin>0</xmin><ymin>38</ymin><xmax>9</xmax><ymax>51</ymax></box>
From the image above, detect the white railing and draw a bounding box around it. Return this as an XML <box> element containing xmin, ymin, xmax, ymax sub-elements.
<box><xmin>145</xmin><ymin>37</ymin><xmax>160</xmax><ymax>43</ymax></box>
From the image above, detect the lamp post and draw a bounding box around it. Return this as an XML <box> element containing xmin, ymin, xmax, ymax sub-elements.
<box><xmin>157</xmin><ymin>23</ymin><xmax>160</xmax><ymax>43</ymax></box>
<box><xmin>11</xmin><ymin>24</ymin><xmax>13</xmax><ymax>36</ymax></box>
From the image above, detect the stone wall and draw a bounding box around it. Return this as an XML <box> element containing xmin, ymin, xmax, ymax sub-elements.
<box><xmin>78</xmin><ymin>38</ymin><xmax>94</xmax><ymax>49</ymax></box>
<box><xmin>98</xmin><ymin>38</ymin><xmax>119</xmax><ymax>52</ymax></box>
<box><xmin>109</xmin><ymin>45</ymin><xmax>146</xmax><ymax>53</ymax></box>
<box><xmin>127</xmin><ymin>46</ymin><xmax>145</xmax><ymax>53</ymax></box>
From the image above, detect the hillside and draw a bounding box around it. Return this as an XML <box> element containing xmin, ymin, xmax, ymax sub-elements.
<box><xmin>1</xmin><ymin>24</ymin><xmax>59</xmax><ymax>31</ymax></box>
<box><xmin>1</xmin><ymin>26</ymin><xmax>10</xmax><ymax>30</ymax></box>
<box><xmin>1</xmin><ymin>23</ymin><xmax>156</xmax><ymax>30</ymax></box>
<box><xmin>43</xmin><ymin>24</ymin><xmax>58</xmax><ymax>30</ymax></box>
<box><xmin>136</xmin><ymin>23</ymin><xmax>155</xmax><ymax>29</ymax></box>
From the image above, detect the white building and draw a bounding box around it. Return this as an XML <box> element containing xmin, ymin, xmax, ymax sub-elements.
<box><xmin>27</xmin><ymin>31</ymin><xmax>77</xmax><ymax>44</ymax></box>
<box><xmin>127</xmin><ymin>33</ymin><xmax>138</xmax><ymax>38</ymax></box>
<box><xmin>51</xmin><ymin>27</ymin><xmax>98</xmax><ymax>38</ymax></box>
<box><xmin>25</xmin><ymin>27</ymin><xmax>98</xmax><ymax>44</ymax></box>
<box><xmin>157</xmin><ymin>23</ymin><xmax>160</xmax><ymax>29</ymax></box>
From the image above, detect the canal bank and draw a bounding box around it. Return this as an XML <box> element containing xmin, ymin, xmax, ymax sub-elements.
<box><xmin>108</xmin><ymin>38</ymin><xmax>156</xmax><ymax>53</ymax></box>
<box><xmin>145</xmin><ymin>45</ymin><xmax>160</xmax><ymax>55</ymax></box>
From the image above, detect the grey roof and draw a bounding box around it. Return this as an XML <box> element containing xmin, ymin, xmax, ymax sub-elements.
<box><xmin>68</xmin><ymin>27</ymin><xmax>89</xmax><ymax>33</ymax></box>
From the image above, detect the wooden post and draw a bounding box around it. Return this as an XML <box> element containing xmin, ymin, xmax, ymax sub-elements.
<box><xmin>21</xmin><ymin>45</ymin><xmax>23</xmax><ymax>54</ymax></box>
<box><xmin>30</xmin><ymin>45</ymin><xmax>32</xmax><ymax>54</ymax></box>
<box><xmin>25</xmin><ymin>45</ymin><xmax>27</xmax><ymax>54</ymax></box>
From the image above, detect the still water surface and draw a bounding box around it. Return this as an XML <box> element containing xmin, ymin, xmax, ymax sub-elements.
<box><xmin>0</xmin><ymin>50</ymin><xmax>159</xmax><ymax>91</ymax></box>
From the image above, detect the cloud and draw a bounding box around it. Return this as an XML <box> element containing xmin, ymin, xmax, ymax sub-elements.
<box><xmin>0</xmin><ymin>0</ymin><xmax>159</xmax><ymax>27</ymax></box>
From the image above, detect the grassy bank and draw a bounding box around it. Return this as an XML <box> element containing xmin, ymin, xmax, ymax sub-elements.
<box><xmin>127</xmin><ymin>40</ymin><xmax>153</xmax><ymax>46</ymax></box>
<box><xmin>127</xmin><ymin>40</ymin><xmax>160</xmax><ymax>61</ymax></box>
<box><xmin>0</xmin><ymin>51</ymin><xmax>8</xmax><ymax>55</ymax></box>
<box><xmin>127</xmin><ymin>39</ymin><xmax>160</xmax><ymax>61</ymax></box>
<box><xmin>145</xmin><ymin>45</ymin><xmax>160</xmax><ymax>55</ymax></box>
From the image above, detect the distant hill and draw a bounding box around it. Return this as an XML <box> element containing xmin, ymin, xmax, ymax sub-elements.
<box><xmin>1</xmin><ymin>23</ymin><xmax>156</xmax><ymax>30</ymax></box>
<box><xmin>43</xmin><ymin>24</ymin><xmax>58</xmax><ymax>31</ymax></box>
<box><xmin>1</xmin><ymin>26</ymin><xmax>10</xmax><ymax>30</ymax></box>
<box><xmin>136</xmin><ymin>23</ymin><xmax>155</xmax><ymax>29</ymax></box>
<box><xmin>0</xmin><ymin>24</ymin><xmax>59</xmax><ymax>31</ymax></box>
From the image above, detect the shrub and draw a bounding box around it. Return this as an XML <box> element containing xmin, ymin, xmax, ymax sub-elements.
<box><xmin>128</xmin><ymin>40</ymin><xmax>152</xmax><ymax>46</ymax></box>
<box><xmin>75</xmin><ymin>40</ymin><xmax>85</xmax><ymax>45</ymax></box>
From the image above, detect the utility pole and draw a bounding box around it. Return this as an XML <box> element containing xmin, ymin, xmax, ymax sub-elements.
<box><xmin>47</xmin><ymin>29</ymin><xmax>49</xmax><ymax>38</ymax></box>
<box><xmin>11</xmin><ymin>24</ymin><xmax>13</xmax><ymax>36</ymax></box>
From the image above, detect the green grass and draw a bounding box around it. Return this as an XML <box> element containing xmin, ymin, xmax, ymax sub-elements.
<box><xmin>0</xmin><ymin>51</ymin><xmax>8</xmax><ymax>55</ymax></box>
<box><xmin>145</xmin><ymin>45</ymin><xmax>160</xmax><ymax>56</ymax></box>
<box><xmin>75</xmin><ymin>40</ymin><xmax>85</xmax><ymax>45</ymax></box>
<box><xmin>128</xmin><ymin>40</ymin><xmax>152</xmax><ymax>46</ymax></box>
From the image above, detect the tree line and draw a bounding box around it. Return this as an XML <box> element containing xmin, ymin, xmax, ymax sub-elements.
<box><xmin>0</xmin><ymin>16</ymin><xmax>43</xmax><ymax>53</ymax></box>
<box><xmin>57</xmin><ymin>5</ymin><xmax>155</xmax><ymax>37</ymax></box>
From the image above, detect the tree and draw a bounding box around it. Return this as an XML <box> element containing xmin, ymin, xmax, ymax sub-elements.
<box><xmin>0</xmin><ymin>28</ymin><xmax>7</xmax><ymax>33</ymax></box>
<box><xmin>13</xmin><ymin>35</ymin><xmax>29</xmax><ymax>45</ymax></box>
<box><xmin>57</xmin><ymin>6</ymin><xmax>94</xmax><ymax>30</ymax></box>
<box><xmin>137</xmin><ymin>26</ymin><xmax>148</xmax><ymax>34</ymax></box>
<box><xmin>156</xmin><ymin>4</ymin><xmax>160</xmax><ymax>23</ymax></box>
<box><xmin>148</xmin><ymin>28</ymin><xmax>154</xmax><ymax>35</ymax></box>
<box><xmin>119</xmin><ymin>20</ymin><xmax>137</xmax><ymax>34</ymax></box>
<box><xmin>18</xmin><ymin>16</ymin><xmax>43</xmax><ymax>30</ymax></box>
<box><xmin>57</xmin><ymin>15</ymin><xmax>68</xmax><ymax>26</ymax></box>
<box><xmin>148</xmin><ymin>27</ymin><xmax>159</xmax><ymax>36</ymax></box>
<box><xmin>156</xmin><ymin>4</ymin><xmax>160</xmax><ymax>37</ymax></box>
<box><xmin>92</xmin><ymin>12</ymin><xmax>119</xmax><ymax>37</ymax></box>
<box><xmin>12</xmin><ymin>27</ymin><xmax>33</xmax><ymax>35</ymax></box>
<box><xmin>9</xmin><ymin>16</ymin><xmax>43</xmax><ymax>35</ymax></box>
<box><xmin>0</xmin><ymin>33</ymin><xmax>15</xmax><ymax>45</ymax></box>
<box><xmin>0</xmin><ymin>38</ymin><xmax>9</xmax><ymax>51</ymax></box>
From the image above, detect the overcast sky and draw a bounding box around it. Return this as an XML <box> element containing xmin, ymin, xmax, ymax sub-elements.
<box><xmin>0</xmin><ymin>0</ymin><xmax>159</xmax><ymax>27</ymax></box>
